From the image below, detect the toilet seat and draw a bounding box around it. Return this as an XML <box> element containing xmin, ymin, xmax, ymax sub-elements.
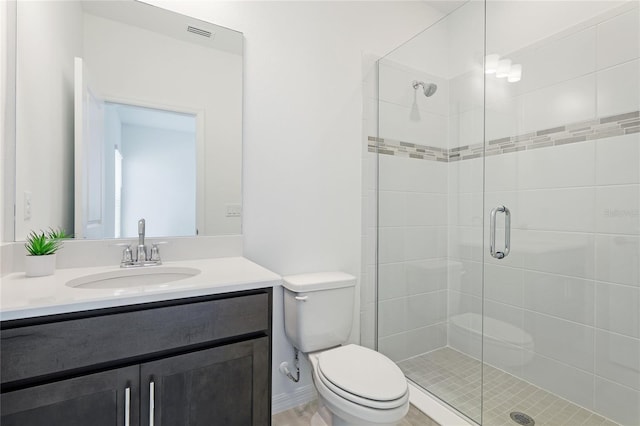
<box><xmin>315</xmin><ymin>345</ymin><xmax>408</xmax><ymax>410</ymax></box>
<box><xmin>308</xmin><ymin>346</ymin><xmax>410</xmax><ymax>425</ymax></box>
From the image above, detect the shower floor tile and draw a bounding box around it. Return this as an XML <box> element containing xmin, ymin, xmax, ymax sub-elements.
<box><xmin>398</xmin><ymin>347</ymin><xmax>619</xmax><ymax>426</ymax></box>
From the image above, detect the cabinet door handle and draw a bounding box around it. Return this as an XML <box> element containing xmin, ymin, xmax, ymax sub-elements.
<box><xmin>124</xmin><ymin>386</ymin><xmax>131</xmax><ymax>426</ymax></box>
<box><xmin>149</xmin><ymin>380</ymin><xmax>155</xmax><ymax>426</ymax></box>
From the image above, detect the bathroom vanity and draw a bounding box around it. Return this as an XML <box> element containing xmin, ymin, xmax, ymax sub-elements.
<box><xmin>0</xmin><ymin>257</ymin><xmax>279</xmax><ymax>426</ymax></box>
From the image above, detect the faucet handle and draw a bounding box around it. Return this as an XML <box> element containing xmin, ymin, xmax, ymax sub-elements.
<box><xmin>112</xmin><ymin>242</ymin><xmax>134</xmax><ymax>264</ymax></box>
<box><xmin>121</xmin><ymin>245</ymin><xmax>133</xmax><ymax>263</ymax></box>
<box><xmin>150</xmin><ymin>244</ymin><xmax>161</xmax><ymax>262</ymax></box>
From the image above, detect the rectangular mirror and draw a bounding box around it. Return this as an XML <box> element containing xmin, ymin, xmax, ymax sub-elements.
<box><xmin>12</xmin><ymin>0</ymin><xmax>243</xmax><ymax>240</ymax></box>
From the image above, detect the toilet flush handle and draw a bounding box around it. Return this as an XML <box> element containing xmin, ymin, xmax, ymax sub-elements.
<box><xmin>295</xmin><ymin>295</ymin><xmax>308</xmax><ymax>302</ymax></box>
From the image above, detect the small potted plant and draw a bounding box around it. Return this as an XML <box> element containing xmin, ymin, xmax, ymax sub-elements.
<box><xmin>24</xmin><ymin>227</ymin><xmax>71</xmax><ymax>277</ymax></box>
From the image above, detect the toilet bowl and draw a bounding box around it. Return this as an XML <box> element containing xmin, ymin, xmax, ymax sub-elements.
<box><xmin>308</xmin><ymin>345</ymin><xmax>409</xmax><ymax>426</ymax></box>
<box><xmin>282</xmin><ymin>272</ymin><xmax>410</xmax><ymax>426</ymax></box>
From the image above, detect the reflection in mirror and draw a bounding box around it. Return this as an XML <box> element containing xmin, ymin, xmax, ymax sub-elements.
<box><xmin>86</xmin><ymin>102</ymin><xmax>197</xmax><ymax>239</ymax></box>
<box><xmin>13</xmin><ymin>0</ymin><xmax>243</xmax><ymax>241</ymax></box>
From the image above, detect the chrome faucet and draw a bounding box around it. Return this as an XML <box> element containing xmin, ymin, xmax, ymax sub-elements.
<box><xmin>137</xmin><ymin>218</ymin><xmax>147</xmax><ymax>263</ymax></box>
<box><xmin>120</xmin><ymin>218</ymin><xmax>162</xmax><ymax>268</ymax></box>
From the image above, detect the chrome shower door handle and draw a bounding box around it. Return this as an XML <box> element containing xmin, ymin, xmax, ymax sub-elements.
<box><xmin>503</xmin><ymin>206</ymin><xmax>511</xmax><ymax>258</ymax></box>
<box><xmin>490</xmin><ymin>205</ymin><xmax>511</xmax><ymax>259</ymax></box>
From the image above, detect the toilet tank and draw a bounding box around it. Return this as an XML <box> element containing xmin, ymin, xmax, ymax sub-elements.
<box><xmin>282</xmin><ymin>272</ymin><xmax>356</xmax><ymax>353</ymax></box>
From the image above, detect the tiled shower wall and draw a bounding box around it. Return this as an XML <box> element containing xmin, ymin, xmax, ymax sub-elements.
<box><xmin>361</xmin><ymin>55</ymin><xmax>451</xmax><ymax>359</ymax></box>
<box><xmin>377</xmin><ymin>60</ymin><xmax>450</xmax><ymax>361</ymax></box>
<box><xmin>362</xmin><ymin>3</ymin><xmax>639</xmax><ymax>425</ymax></box>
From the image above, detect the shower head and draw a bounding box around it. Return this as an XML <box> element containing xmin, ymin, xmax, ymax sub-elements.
<box><xmin>412</xmin><ymin>80</ymin><xmax>438</xmax><ymax>97</ymax></box>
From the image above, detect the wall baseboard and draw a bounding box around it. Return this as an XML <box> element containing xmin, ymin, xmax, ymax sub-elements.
<box><xmin>272</xmin><ymin>384</ymin><xmax>317</xmax><ymax>414</ymax></box>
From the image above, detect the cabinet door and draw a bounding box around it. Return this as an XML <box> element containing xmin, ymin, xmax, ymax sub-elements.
<box><xmin>141</xmin><ymin>337</ymin><xmax>270</xmax><ymax>426</ymax></box>
<box><xmin>1</xmin><ymin>365</ymin><xmax>139</xmax><ymax>426</ymax></box>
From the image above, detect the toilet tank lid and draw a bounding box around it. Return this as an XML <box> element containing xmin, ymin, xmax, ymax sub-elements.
<box><xmin>282</xmin><ymin>272</ymin><xmax>356</xmax><ymax>292</ymax></box>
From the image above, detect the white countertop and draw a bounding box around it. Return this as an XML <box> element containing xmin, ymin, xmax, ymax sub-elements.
<box><xmin>0</xmin><ymin>257</ymin><xmax>281</xmax><ymax>321</ymax></box>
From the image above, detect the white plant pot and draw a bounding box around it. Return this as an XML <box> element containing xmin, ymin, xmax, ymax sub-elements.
<box><xmin>25</xmin><ymin>253</ymin><xmax>57</xmax><ymax>277</ymax></box>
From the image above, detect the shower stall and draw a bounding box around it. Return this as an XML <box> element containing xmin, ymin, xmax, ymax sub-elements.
<box><xmin>369</xmin><ymin>1</ymin><xmax>639</xmax><ymax>425</ymax></box>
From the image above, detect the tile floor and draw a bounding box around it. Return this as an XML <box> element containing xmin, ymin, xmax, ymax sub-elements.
<box><xmin>272</xmin><ymin>399</ymin><xmax>439</xmax><ymax>426</ymax></box>
<box><xmin>399</xmin><ymin>347</ymin><xmax>620</xmax><ymax>426</ymax></box>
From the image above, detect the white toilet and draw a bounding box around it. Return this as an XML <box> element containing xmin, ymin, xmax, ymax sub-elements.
<box><xmin>282</xmin><ymin>272</ymin><xmax>410</xmax><ymax>426</ymax></box>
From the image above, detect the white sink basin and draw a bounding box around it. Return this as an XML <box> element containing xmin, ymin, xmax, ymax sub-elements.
<box><xmin>66</xmin><ymin>267</ymin><xmax>201</xmax><ymax>289</ymax></box>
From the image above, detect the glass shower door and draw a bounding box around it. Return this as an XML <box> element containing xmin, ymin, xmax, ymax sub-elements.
<box><xmin>376</xmin><ymin>1</ymin><xmax>486</xmax><ymax>422</ymax></box>
<box><xmin>482</xmin><ymin>2</ymin><xmax>640</xmax><ymax>425</ymax></box>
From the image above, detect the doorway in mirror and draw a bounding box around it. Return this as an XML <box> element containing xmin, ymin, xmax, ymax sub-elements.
<box><xmin>78</xmin><ymin>97</ymin><xmax>198</xmax><ymax>239</ymax></box>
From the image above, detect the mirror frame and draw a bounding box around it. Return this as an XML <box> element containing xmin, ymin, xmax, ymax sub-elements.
<box><xmin>2</xmin><ymin>0</ymin><xmax>17</xmax><ymax>242</ymax></box>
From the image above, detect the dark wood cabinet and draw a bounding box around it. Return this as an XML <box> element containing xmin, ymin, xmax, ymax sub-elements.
<box><xmin>1</xmin><ymin>365</ymin><xmax>139</xmax><ymax>426</ymax></box>
<box><xmin>1</xmin><ymin>289</ymin><xmax>272</xmax><ymax>426</ymax></box>
<box><xmin>141</xmin><ymin>337</ymin><xmax>270</xmax><ymax>426</ymax></box>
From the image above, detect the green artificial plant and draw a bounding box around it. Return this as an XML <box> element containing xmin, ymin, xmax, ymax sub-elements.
<box><xmin>24</xmin><ymin>227</ymin><xmax>71</xmax><ymax>256</ymax></box>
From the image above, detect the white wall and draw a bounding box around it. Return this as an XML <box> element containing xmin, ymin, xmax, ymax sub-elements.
<box><xmin>14</xmin><ymin>1</ymin><xmax>82</xmax><ymax>240</ymax></box>
<box><xmin>120</xmin><ymin>125</ymin><xmax>196</xmax><ymax>238</ymax></box>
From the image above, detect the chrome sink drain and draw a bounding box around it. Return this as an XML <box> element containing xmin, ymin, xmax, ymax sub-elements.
<box><xmin>510</xmin><ymin>412</ymin><xmax>535</xmax><ymax>426</ymax></box>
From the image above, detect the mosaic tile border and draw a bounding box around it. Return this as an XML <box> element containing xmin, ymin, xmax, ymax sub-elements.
<box><xmin>368</xmin><ymin>110</ymin><xmax>640</xmax><ymax>162</ymax></box>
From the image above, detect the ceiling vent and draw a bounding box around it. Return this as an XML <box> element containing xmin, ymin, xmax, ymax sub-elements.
<box><xmin>187</xmin><ymin>26</ymin><xmax>212</xmax><ymax>38</ymax></box>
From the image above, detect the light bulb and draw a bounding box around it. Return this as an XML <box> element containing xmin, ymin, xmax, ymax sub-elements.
<box><xmin>485</xmin><ymin>54</ymin><xmax>500</xmax><ymax>74</ymax></box>
<box><xmin>496</xmin><ymin>59</ymin><xmax>512</xmax><ymax>78</ymax></box>
<box><xmin>507</xmin><ymin>64</ymin><xmax>522</xmax><ymax>83</ymax></box>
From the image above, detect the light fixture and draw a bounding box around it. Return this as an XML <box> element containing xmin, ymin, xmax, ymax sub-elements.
<box><xmin>485</xmin><ymin>54</ymin><xmax>500</xmax><ymax>74</ymax></box>
<box><xmin>486</xmin><ymin>54</ymin><xmax>523</xmax><ymax>83</ymax></box>
<box><xmin>496</xmin><ymin>59</ymin><xmax>512</xmax><ymax>78</ymax></box>
<box><xmin>507</xmin><ymin>64</ymin><xmax>522</xmax><ymax>83</ymax></box>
